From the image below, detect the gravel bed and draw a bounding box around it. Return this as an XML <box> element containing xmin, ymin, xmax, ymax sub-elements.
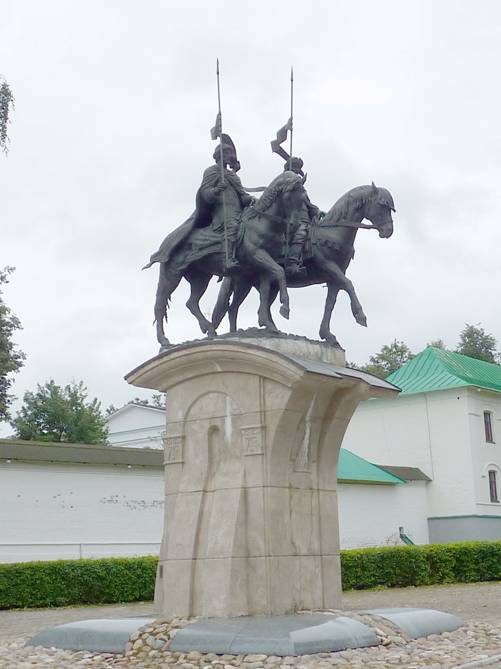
<box><xmin>1</xmin><ymin>614</ymin><xmax>501</xmax><ymax>668</ymax></box>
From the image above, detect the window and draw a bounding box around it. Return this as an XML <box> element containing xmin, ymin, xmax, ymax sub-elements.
<box><xmin>484</xmin><ymin>411</ymin><xmax>494</xmax><ymax>443</ymax></box>
<box><xmin>489</xmin><ymin>470</ymin><xmax>499</xmax><ymax>503</ymax></box>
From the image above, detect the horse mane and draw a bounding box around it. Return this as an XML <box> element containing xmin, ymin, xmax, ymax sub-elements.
<box><xmin>321</xmin><ymin>184</ymin><xmax>395</xmax><ymax>226</ymax></box>
<box><xmin>247</xmin><ymin>171</ymin><xmax>303</xmax><ymax>218</ymax></box>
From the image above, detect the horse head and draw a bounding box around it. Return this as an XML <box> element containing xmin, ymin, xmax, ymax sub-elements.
<box><xmin>251</xmin><ymin>171</ymin><xmax>305</xmax><ymax>222</ymax></box>
<box><xmin>365</xmin><ymin>182</ymin><xmax>395</xmax><ymax>238</ymax></box>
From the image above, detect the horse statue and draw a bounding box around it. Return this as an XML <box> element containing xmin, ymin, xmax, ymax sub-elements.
<box><xmin>146</xmin><ymin>171</ymin><xmax>306</xmax><ymax>348</ymax></box>
<box><xmin>212</xmin><ymin>182</ymin><xmax>396</xmax><ymax>347</ymax></box>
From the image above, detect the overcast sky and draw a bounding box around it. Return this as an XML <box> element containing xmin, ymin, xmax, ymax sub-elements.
<box><xmin>1</xmin><ymin>0</ymin><xmax>501</xmax><ymax>433</ymax></box>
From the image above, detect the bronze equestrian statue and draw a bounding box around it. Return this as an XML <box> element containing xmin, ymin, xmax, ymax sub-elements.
<box><xmin>144</xmin><ymin>136</ymin><xmax>306</xmax><ymax>348</ymax></box>
<box><xmin>143</xmin><ymin>84</ymin><xmax>396</xmax><ymax>349</ymax></box>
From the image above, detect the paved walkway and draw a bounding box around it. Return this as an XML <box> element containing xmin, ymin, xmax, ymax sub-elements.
<box><xmin>0</xmin><ymin>581</ymin><xmax>500</xmax><ymax>640</ymax></box>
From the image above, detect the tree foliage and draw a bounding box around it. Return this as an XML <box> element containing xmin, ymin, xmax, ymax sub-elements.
<box><xmin>427</xmin><ymin>338</ymin><xmax>447</xmax><ymax>350</ymax></box>
<box><xmin>106</xmin><ymin>393</ymin><xmax>166</xmax><ymax>416</ymax></box>
<box><xmin>13</xmin><ymin>380</ymin><xmax>108</xmax><ymax>444</ymax></box>
<box><xmin>358</xmin><ymin>339</ymin><xmax>415</xmax><ymax>379</ymax></box>
<box><xmin>0</xmin><ymin>267</ymin><xmax>25</xmax><ymax>422</ymax></box>
<box><xmin>456</xmin><ymin>323</ymin><xmax>499</xmax><ymax>363</ymax></box>
<box><xmin>0</xmin><ymin>78</ymin><xmax>14</xmax><ymax>154</ymax></box>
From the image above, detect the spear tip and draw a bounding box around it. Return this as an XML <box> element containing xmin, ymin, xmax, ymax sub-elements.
<box><xmin>217</xmin><ymin>58</ymin><xmax>220</xmax><ymax>74</ymax></box>
<box><xmin>291</xmin><ymin>66</ymin><xmax>294</xmax><ymax>81</ymax></box>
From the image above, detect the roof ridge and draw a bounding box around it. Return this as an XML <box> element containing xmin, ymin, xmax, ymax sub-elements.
<box><xmin>385</xmin><ymin>346</ymin><xmax>501</xmax><ymax>395</ymax></box>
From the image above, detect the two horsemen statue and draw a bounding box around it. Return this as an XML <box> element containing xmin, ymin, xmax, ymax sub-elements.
<box><xmin>145</xmin><ymin>133</ymin><xmax>396</xmax><ymax>350</ymax></box>
<box><xmin>145</xmin><ymin>134</ymin><xmax>315</xmax><ymax>277</ymax></box>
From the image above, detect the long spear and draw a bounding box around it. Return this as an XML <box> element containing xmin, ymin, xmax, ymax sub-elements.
<box><xmin>285</xmin><ymin>67</ymin><xmax>294</xmax><ymax>264</ymax></box>
<box><xmin>289</xmin><ymin>67</ymin><xmax>293</xmax><ymax>170</ymax></box>
<box><xmin>211</xmin><ymin>59</ymin><xmax>229</xmax><ymax>268</ymax></box>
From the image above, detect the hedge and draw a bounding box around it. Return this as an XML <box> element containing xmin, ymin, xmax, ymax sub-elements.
<box><xmin>341</xmin><ymin>541</ymin><xmax>501</xmax><ymax>590</ymax></box>
<box><xmin>1</xmin><ymin>541</ymin><xmax>501</xmax><ymax>609</ymax></box>
<box><xmin>0</xmin><ymin>556</ymin><xmax>157</xmax><ymax>609</ymax></box>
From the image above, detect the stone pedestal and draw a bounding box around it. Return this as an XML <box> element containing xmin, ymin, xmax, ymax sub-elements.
<box><xmin>126</xmin><ymin>336</ymin><xmax>397</xmax><ymax>619</ymax></box>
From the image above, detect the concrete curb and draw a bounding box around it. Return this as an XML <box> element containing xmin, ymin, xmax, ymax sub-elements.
<box><xmin>451</xmin><ymin>653</ymin><xmax>501</xmax><ymax>669</ymax></box>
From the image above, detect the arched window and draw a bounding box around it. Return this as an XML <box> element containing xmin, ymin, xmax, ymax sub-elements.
<box><xmin>488</xmin><ymin>470</ymin><xmax>499</xmax><ymax>503</ymax></box>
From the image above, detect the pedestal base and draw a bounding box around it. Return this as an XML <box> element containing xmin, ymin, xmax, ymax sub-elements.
<box><xmin>26</xmin><ymin>609</ymin><xmax>464</xmax><ymax>655</ymax></box>
<box><xmin>126</xmin><ymin>336</ymin><xmax>398</xmax><ymax>619</ymax></box>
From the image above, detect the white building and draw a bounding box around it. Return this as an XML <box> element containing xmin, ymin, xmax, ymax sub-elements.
<box><xmin>106</xmin><ymin>403</ymin><xmax>165</xmax><ymax>449</ymax></box>
<box><xmin>342</xmin><ymin>347</ymin><xmax>501</xmax><ymax>543</ymax></box>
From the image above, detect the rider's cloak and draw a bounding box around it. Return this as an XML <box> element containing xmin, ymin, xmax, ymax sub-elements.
<box><xmin>143</xmin><ymin>165</ymin><xmax>247</xmax><ymax>269</ymax></box>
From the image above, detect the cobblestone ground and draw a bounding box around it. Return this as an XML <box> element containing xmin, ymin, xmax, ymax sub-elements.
<box><xmin>1</xmin><ymin>582</ymin><xmax>500</xmax><ymax>668</ymax></box>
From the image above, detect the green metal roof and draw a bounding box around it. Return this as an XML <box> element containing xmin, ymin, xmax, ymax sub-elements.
<box><xmin>386</xmin><ymin>347</ymin><xmax>501</xmax><ymax>395</ymax></box>
<box><xmin>337</xmin><ymin>448</ymin><xmax>405</xmax><ymax>485</ymax></box>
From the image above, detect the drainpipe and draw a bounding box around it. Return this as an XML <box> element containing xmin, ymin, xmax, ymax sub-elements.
<box><xmin>399</xmin><ymin>526</ymin><xmax>414</xmax><ymax>545</ymax></box>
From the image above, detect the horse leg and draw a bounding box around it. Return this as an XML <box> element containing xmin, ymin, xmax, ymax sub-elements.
<box><xmin>154</xmin><ymin>264</ymin><xmax>182</xmax><ymax>348</ymax></box>
<box><xmin>316</xmin><ymin>257</ymin><xmax>367</xmax><ymax>328</ymax></box>
<box><xmin>228</xmin><ymin>278</ymin><xmax>252</xmax><ymax>332</ymax></box>
<box><xmin>212</xmin><ymin>277</ymin><xmax>233</xmax><ymax>331</ymax></box>
<box><xmin>185</xmin><ymin>271</ymin><xmax>215</xmax><ymax>337</ymax></box>
<box><xmin>265</xmin><ymin>282</ymin><xmax>279</xmax><ymax>331</ymax></box>
<box><xmin>250</xmin><ymin>249</ymin><xmax>290</xmax><ymax>322</ymax></box>
<box><xmin>258</xmin><ymin>275</ymin><xmax>274</xmax><ymax>330</ymax></box>
<box><xmin>319</xmin><ymin>282</ymin><xmax>342</xmax><ymax>347</ymax></box>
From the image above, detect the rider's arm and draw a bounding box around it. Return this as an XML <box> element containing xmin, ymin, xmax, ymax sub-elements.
<box><xmin>199</xmin><ymin>167</ymin><xmax>224</xmax><ymax>205</ymax></box>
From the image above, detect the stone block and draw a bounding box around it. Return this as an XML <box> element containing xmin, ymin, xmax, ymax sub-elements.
<box><xmin>126</xmin><ymin>338</ymin><xmax>398</xmax><ymax>617</ymax></box>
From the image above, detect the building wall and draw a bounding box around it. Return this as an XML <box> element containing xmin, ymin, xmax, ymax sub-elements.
<box><xmin>342</xmin><ymin>389</ymin><xmax>477</xmax><ymax>518</ymax></box>
<box><xmin>429</xmin><ymin>515</ymin><xmax>501</xmax><ymax>543</ymax></box>
<box><xmin>423</xmin><ymin>389</ymin><xmax>476</xmax><ymax>517</ymax></box>
<box><xmin>341</xmin><ymin>394</ymin><xmax>434</xmax><ymax>477</ymax></box>
<box><xmin>106</xmin><ymin>405</ymin><xmax>165</xmax><ymax>449</ymax></box>
<box><xmin>466</xmin><ymin>389</ymin><xmax>501</xmax><ymax>516</ymax></box>
<box><xmin>338</xmin><ymin>481</ymin><xmax>429</xmax><ymax>548</ymax></box>
<box><xmin>0</xmin><ymin>461</ymin><xmax>164</xmax><ymax>563</ymax></box>
<box><xmin>0</xmin><ymin>458</ymin><xmax>424</xmax><ymax>562</ymax></box>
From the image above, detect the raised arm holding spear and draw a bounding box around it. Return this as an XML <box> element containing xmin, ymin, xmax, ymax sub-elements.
<box><xmin>210</xmin><ymin>59</ymin><xmax>230</xmax><ymax>269</ymax></box>
<box><xmin>209</xmin><ymin>60</ymin><xmax>254</xmax><ymax>274</ymax></box>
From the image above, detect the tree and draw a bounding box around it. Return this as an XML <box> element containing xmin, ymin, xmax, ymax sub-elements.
<box><xmin>357</xmin><ymin>339</ymin><xmax>415</xmax><ymax>379</ymax></box>
<box><xmin>0</xmin><ymin>267</ymin><xmax>25</xmax><ymax>422</ymax></box>
<box><xmin>13</xmin><ymin>380</ymin><xmax>108</xmax><ymax>444</ymax></box>
<box><xmin>427</xmin><ymin>338</ymin><xmax>447</xmax><ymax>350</ymax></box>
<box><xmin>0</xmin><ymin>77</ymin><xmax>14</xmax><ymax>154</ymax></box>
<box><xmin>456</xmin><ymin>323</ymin><xmax>499</xmax><ymax>363</ymax></box>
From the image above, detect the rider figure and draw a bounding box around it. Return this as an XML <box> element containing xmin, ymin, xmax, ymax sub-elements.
<box><xmin>199</xmin><ymin>136</ymin><xmax>254</xmax><ymax>273</ymax></box>
<box><xmin>284</xmin><ymin>156</ymin><xmax>323</xmax><ymax>276</ymax></box>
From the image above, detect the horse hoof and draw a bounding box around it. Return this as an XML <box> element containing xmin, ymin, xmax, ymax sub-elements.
<box><xmin>328</xmin><ymin>336</ymin><xmax>343</xmax><ymax>348</ymax></box>
<box><xmin>279</xmin><ymin>305</ymin><xmax>290</xmax><ymax>320</ymax></box>
<box><xmin>158</xmin><ymin>336</ymin><xmax>171</xmax><ymax>348</ymax></box>
<box><xmin>206</xmin><ymin>327</ymin><xmax>217</xmax><ymax>339</ymax></box>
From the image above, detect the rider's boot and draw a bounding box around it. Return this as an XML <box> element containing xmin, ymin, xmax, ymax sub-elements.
<box><xmin>224</xmin><ymin>239</ymin><xmax>240</xmax><ymax>274</ymax></box>
<box><xmin>286</xmin><ymin>244</ymin><xmax>306</xmax><ymax>277</ymax></box>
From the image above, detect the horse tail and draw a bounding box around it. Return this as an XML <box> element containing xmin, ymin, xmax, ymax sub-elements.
<box><xmin>212</xmin><ymin>276</ymin><xmax>233</xmax><ymax>329</ymax></box>
<box><xmin>153</xmin><ymin>262</ymin><xmax>173</xmax><ymax>327</ymax></box>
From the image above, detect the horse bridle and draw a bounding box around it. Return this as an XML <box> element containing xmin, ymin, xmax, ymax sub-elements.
<box><xmin>320</xmin><ymin>220</ymin><xmax>378</xmax><ymax>230</ymax></box>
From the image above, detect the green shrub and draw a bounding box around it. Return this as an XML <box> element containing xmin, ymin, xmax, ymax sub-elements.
<box><xmin>341</xmin><ymin>540</ymin><xmax>501</xmax><ymax>590</ymax></box>
<box><xmin>2</xmin><ymin>541</ymin><xmax>501</xmax><ymax>609</ymax></box>
<box><xmin>0</xmin><ymin>556</ymin><xmax>157</xmax><ymax>609</ymax></box>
